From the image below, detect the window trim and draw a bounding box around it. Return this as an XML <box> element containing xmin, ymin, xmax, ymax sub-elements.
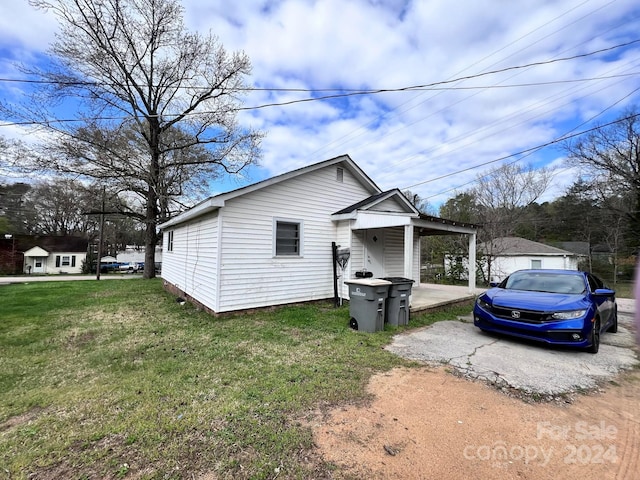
<box><xmin>167</xmin><ymin>230</ymin><xmax>174</xmax><ymax>252</ymax></box>
<box><xmin>273</xmin><ymin>218</ymin><xmax>303</xmax><ymax>257</ymax></box>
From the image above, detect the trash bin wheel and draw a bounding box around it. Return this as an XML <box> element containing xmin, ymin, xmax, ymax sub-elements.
<box><xmin>349</xmin><ymin>318</ymin><xmax>358</xmax><ymax>330</ymax></box>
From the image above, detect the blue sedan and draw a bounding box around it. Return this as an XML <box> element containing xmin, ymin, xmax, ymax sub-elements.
<box><xmin>473</xmin><ymin>269</ymin><xmax>617</xmax><ymax>354</ymax></box>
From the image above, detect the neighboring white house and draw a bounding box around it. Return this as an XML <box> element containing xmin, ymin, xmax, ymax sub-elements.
<box><xmin>478</xmin><ymin>236</ymin><xmax>583</xmax><ymax>282</ymax></box>
<box><xmin>159</xmin><ymin>155</ymin><xmax>478</xmax><ymax>314</ymax></box>
<box><xmin>20</xmin><ymin>236</ymin><xmax>89</xmax><ymax>274</ymax></box>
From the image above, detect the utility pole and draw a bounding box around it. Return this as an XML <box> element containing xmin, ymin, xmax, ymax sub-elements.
<box><xmin>96</xmin><ymin>187</ymin><xmax>105</xmax><ymax>280</ymax></box>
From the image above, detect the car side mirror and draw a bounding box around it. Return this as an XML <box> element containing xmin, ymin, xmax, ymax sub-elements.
<box><xmin>489</xmin><ymin>281</ymin><xmax>499</xmax><ymax>287</ymax></box>
<box><xmin>593</xmin><ymin>288</ymin><xmax>615</xmax><ymax>296</ymax></box>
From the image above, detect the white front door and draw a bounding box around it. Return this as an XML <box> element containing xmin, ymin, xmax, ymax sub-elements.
<box><xmin>33</xmin><ymin>257</ymin><xmax>45</xmax><ymax>273</ymax></box>
<box><xmin>365</xmin><ymin>229</ymin><xmax>385</xmax><ymax>277</ymax></box>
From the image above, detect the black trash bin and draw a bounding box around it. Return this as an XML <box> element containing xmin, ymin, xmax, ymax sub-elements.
<box><xmin>381</xmin><ymin>277</ymin><xmax>415</xmax><ymax>326</ymax></box>
<box><xmin>344</xmin><ymin>278</ymin><xmax>391</xmax><ymax>332</ymax></box>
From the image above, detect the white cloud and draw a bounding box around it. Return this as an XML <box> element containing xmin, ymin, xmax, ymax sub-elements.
<box><xmin>0</xmin><ymin>2</ymin><xmax>58</xmax><ymax>52</ymax></box>
<box><xmin>2</xmin><ymin>0</ymin><xmax>640</xmax><ymax>209</ymax></box>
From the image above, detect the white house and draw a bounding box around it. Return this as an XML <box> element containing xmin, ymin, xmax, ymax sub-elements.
<box><xmin>478</xmin><ymin>236</ymin><xmax>583</xmax><ymax>282</ymax></box>
<box><xmin>20</xmin><ymin>236</ymin><xmax>89</xmax><ymax>274</ymax></box>
<box><xmin>159</xmin><ymin>155</ymin><xmax>478</xmax><ymax>314</ymax></box>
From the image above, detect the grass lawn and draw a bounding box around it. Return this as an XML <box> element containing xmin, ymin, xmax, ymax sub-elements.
<box><xmin>0</xmin><ymin>279</ymin><xmax>471</xmax><ymax>479</ymax></box>
<box><xmin>613</xmin><ymin>281</ymin><xmax>634</xmax><ymax>299</ymax></box>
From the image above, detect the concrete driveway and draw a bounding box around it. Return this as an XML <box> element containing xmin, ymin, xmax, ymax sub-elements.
<box><xmin>386</xmin><ymin>299</ymin><xmax>639</xmax><ymax>397</ymax></box>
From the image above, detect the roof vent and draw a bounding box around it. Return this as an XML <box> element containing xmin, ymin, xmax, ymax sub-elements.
<box><xmin>337</xmin><ymin>167</ymin><xmax>344</xmax><ymax>183</ymax></box>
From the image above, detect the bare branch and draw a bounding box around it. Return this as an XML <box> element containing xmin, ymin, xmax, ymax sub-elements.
<box><xmin>10</xmin><ymin>0</ymin><xmax>263</xmax><ymax>278</ymax></box>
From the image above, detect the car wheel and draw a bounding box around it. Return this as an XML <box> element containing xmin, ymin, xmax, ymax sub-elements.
<box><xmin>606</xmin><ymin>308</ymin><xmax>618</xmax><ymax>333</ymax></box>
<box><xmin>586</xmin><ymin>319</ymin><xmax>600</xmax><ymax>354</ymax></box>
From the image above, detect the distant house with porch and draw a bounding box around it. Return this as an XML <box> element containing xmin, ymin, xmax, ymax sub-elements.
<box><xmin>159</xmin><ymin>155</ymin><xmax>478</xmax><ymax>314</ymax></box>
<box><xmin>478</xmin><ymin>236</ymin><xmax>583</xmax><ymax>282</ymax></box>
<box><xmin>0</xmin><ymin>235</ymin><xmax>89</xmax><ymax>275</ymax></box>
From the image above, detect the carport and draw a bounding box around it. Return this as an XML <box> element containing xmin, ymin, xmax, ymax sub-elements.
<box><xmin>332</xmin><ymin>191</ymin><xmax>479</xmax><ymax>302</ymax></box>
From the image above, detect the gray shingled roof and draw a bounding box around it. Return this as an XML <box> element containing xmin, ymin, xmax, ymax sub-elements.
<box><xmin>478</xmin><ymin>237</ymin><xmax>578</xmax><ymax>256</ymax></box>
<box><xmin>14</xmin><ymin>235</ymin><xmax>89</xmax><ymax>253</ymax></box>
<box><xmin>333</xmin><ymin>189</ymin><xmax>402</xmax><ymax>215</ymax></box>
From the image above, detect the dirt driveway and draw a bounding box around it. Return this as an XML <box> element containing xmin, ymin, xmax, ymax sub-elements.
<box><xmin>311</xmin><ymin>306</ymin><xmax>639</xmax><ymax>479</ymax></box>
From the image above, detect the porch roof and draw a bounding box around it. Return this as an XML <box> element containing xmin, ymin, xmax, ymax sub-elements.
<box><xmin>332</xmin><ymin>189</ymin><xmax>478</xmax><ymax>234</ymax></box>
<box><xmin>23</xmin><ymin>246</ymin><xmax>50</xmax><ymax>257</ymax></box>
<box><xmin>332</xmin><ymin>209</ymin><xmax>478</xmax><ymax>235</ymax></box>
<box><xmin>414</xmin><ymin>214</ymin><xmax>478</xmax><ymax>236</ymax></box>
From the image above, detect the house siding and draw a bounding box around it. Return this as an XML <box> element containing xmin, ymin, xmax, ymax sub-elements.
<box><xmin>42</xmin><ymin>252</ymin><xmax>85</xmax><ymax>274</ymax></box>
<box><xmin>371</xmin><ymin>197</ymin><xmax>407</xmax><ymax>213</ymax></box>
<box><xmin>350</xmin><ymin>229</ymin><xmax>366</xmax><ymax>276</ymax></box>
<box><xmin>335</xmin><ymin>220</ymin><xmax>352</xmax><ymax>300</ymax></box>
<box><xmin>413</xmin><ymin>236</ymin><xmax>421</xmax><ymax>284</ymax></box>
<box><xmin>375</xmin><ymin>226</ymin><xmax>420</xmax><ymax>281</ymax></box>
<box><xmin>161</xmin><ymin>213</ymin><xmax>219</xmax><ymax>309</ymax></box>
<box><xmin>216</xmin><ymin>165</ymin><xmax>373</xmax><ymax>312</ymax></box>
<box><xmin>489</xmin><ymin>255</ymin><xmax>578</xmax><ymax>281</ymax></box>
<box><xmin>384</xmin><ymin>227</ymin><xmax>404</xmax><ymax>277</ymax></box>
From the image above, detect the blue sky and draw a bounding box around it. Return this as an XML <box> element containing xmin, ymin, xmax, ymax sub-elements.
<box><xmin>1</xmin><ymin>0</ymin><xmax>640</xmax><ymax>210</ymax></box>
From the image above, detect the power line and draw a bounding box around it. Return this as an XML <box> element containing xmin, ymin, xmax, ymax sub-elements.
<box><xmin>1</xmin><ymin>39</ymin><xmax>638</xmax><ymax>128</ymax></box>
<box><xmin>386</xmin><ymin>60</ymin><xmax>640</xmax><ymax>178</ymax></box>
<box><xmin>239</xmin><ymin>39</ymin><xmax>640</xmax><ymax>110</ymax></box>
<box><xmin>306</xmin><ymin>0</ymin><xmax>629</xmax><ymax>165</ymax></box>
<box><xmin>2</xmin><ymin>38</ymin><xmax>638</xmax><ymax>93</ymax></box>
<box><xmin>410</xmin><ymin>84</ymin><xmax>640</xmax><ymax>201</ymax></box>
<box><xmin>402</xmin><ymin>113</ymin><xmax>640</xmax><ymax>190</ymax></box>
<box><xmin>1</xmin><ymin>74</ymin><xmax>637</xmax><ymax>128</ymax></box>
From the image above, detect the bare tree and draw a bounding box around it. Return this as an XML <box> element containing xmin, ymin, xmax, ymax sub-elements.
<box><xmin>26</xmin><ymin>179</ymin><xmax>97</xmax><ymax>236</ymax></box>
<box><xmin>473</xmin><ymin>163</ymin><xmax>553</xmax><ymax>282</ymax></box>
<box><xmin>0</xmin><ymin>182</ymin><xmax>35</xmax><ymax>234</ymax></box>
<box><xmin>431</xmin><ymin>192</ymin><xmax>482</xmax><ymax>283</ymax></box>
<box><xmin>0</xmin><ymin>137</ymin><xmax>32</xmax><ymax>179</ymax></box>
<box><xmin>402</xmin><ymin>189</ymin><xmax>437</xmax><ymax>215</ymax></box>
<box><xmin>2</xmin><ymin>0</ymin><xmax>263</xmax><ymax>278</ymax></box>
<box><xmin>564</xmin><ymin>109</ymin><xmax>640</xmax><ymax>252</ymax></box>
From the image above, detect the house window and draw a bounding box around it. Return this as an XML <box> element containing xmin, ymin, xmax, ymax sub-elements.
<box><xmin>62</xmin><ymin>256</ymin><xmax>70</xmax><ymax>266</ymax></box>
<box><xmin>275</xmin><ymin>220</ymin><xmax>302</xmax><ymax>256</ymax></box>
<box><xmin>337</xmin><ymin>167</ymin><xmax>344</xmax><ymax>183</ymax></box>
<box><xmin>167</xmin><ymin>231</ymin><xmax>174</xmax><ymax>252</ymax></box>
<box><xmin>531</xmin><ymin>259</ymin><xmax>542</xmax><ymax>269</ymax></box>
<box><xmin>55</xmin><ymin>255</ymin><xmax>60</xmax><ymax>267</ymax></box>
<box><xmin>71</xmin><ymin>256</ymin><xmax>76</xmax><ymax>267</ymax></box>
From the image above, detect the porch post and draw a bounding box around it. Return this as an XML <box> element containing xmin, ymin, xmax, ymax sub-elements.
<box><xmin>404</xmin><ymin>224</ymin><xmax>413</xmax><ymax>279</ymax></box>
<box><xmin>468</xmin><ymin>232</ymin><xmax>477</xmax><ymax>292</ymax></box>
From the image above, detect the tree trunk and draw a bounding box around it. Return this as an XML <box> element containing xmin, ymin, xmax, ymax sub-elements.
<box><xmin>143</xmin><ymin>220</ymin><xmax>157</xmax><ymax>279</ymax></box>
<box><xmin>143</xmin><ymin>126</ymin><xmax>161</xmax><ymax>279</ymax></box>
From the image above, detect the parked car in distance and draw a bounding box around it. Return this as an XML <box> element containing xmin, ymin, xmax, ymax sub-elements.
<box><xmin>473</xmin><ymin>269</ymin><xmax>617</xmax><ymax>354</ymax></box>
<box><xmin>118</xmin><ymin>262</ymin><xmax>143</xmax><ymax>273</ymax></box>
<box><xmin>89</xmin><ymin>261</ymin><xmax>120</xmax><ymax>274</ymax></box>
